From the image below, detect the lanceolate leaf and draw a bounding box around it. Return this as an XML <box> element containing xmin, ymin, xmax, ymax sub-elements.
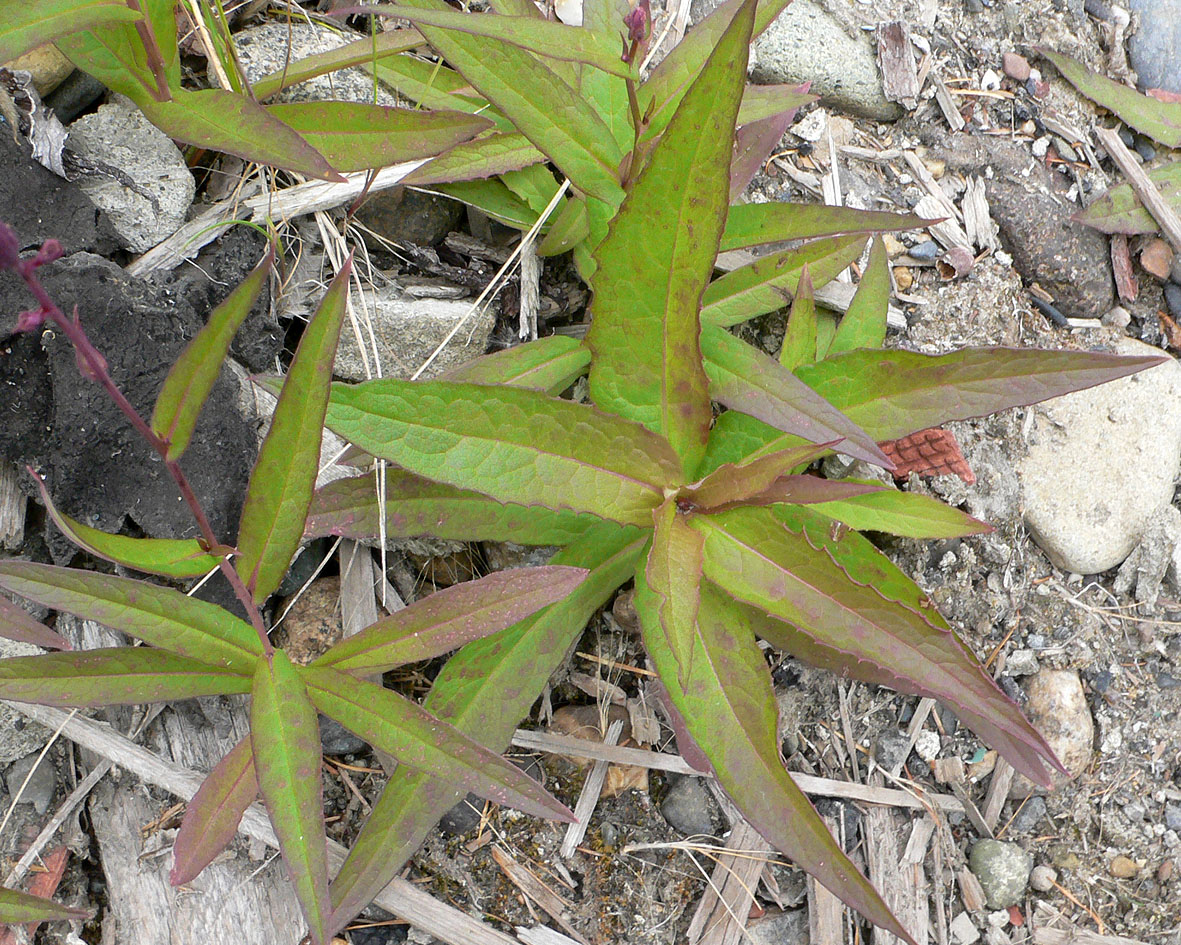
<box><xmin>731</xmin><ymin>107</ymin><xmax>797</xmax><ymax>202</ymax></box>
<box><xmin>252</xmin><ymin>28</ymin><xmax>427</xmax><ymax>101</ymax></box>
<box><xmin>0</xmin><ymin>885</ymin><xmax>90</xmax><ymax>924</ymax></box>
<box><xmin>0</xmin><ymin>595</ymin><xmax>71</xmax><ymax>651</ymax></box>
<box><xmin>434</xmin><ymin>179</ymin><xmax>538</xmax><ymax>230</ymax></box>
<box><xmin>1041</xmin><ymin>48</ymin><xmax>1181</xmax><ymax>148</ymax></box>
<box><xmin>354</xmin><ymin>6</ymin><xmax>637</xmax><ymax>78</ymax></box>
<box><xmin>826</xmin><ymin>236</ymin><xmax>889</xmax><ymax>356</ymax></box>
<box><xmin>636</xmin><ymin>502</ymin><xmax>704</xmax><ymax>688</ymax></box>
<box><xmin>720</xmin><ymin>204</ymin><xmax>922</xmax><ymax>254</ymax></box>
<box><xmin>587</xmin><ymin>0</ymin><xmax>755</xmax><ymax>476</ymax></box>
<box><xmin>810</xmin><ymin>486</ymin><xmax>992</xmax><ymax>539</ymax></box>
<box><xmin>328</xmin><ymin>524</ymin><xmax>643</xmax><ymax>931</ymax></box>
<box><xmin>401</xmin><ymin>133</ymin><xmax>545</xmax><ymax>186</ymax></box>
<box><xmin>305</xmin><ymin>472</ymin><xmax>601</xmax><ymax>546</ymax></box>
<box><xmin>302</xmin><ymin>667</ymin><xmax>573</xmax><ymax>822</ymax></box>
<box><xmin>779</xmin><ymin>264</ymin><xmax>817</xmax><ymax>370</ymax></box>
<box><xmin>137</xmin><ymin>90</ymin><xmax>344</xmax><ymax>182</ymax></box>
<box><xmin>0</xmin><ymin>563</ymin><xmax>261</xmax><ymax>672</ymax></box>
<box><xmin>324</xmin><ymin>380</ymin><xmax>684</xmax><ymax>525</ymax></box>
<box><xmin>251</xmin><ymin>652</ymin><xmax>330</xmax><ymax>945</ymax></box>
<box><xmin>537</xmin><ymin>196</ymin><xmax>592</xmax><ymax>256</ymax></box>
<box><xmin>702</xmin><ymin>235</ymin><xmax>869</xmax><ymax>327</ymax></box>
<box><xmin>642</xmin><ymin>581</ymin><xmax>917</xmax><ymax>944</ymax></box>
<box><xmin>152</xmin><ymin>246</ymin><xmax>273</xmax><ymax>462</ymax></box>
<box><xmin>264</xmin><ymin>102</ymin><xmax>493</xmax><ymax>173</ymax></box>
<box><xmin>700</xmin><ymin>325</ymin><xmax>893</xmax><ymax>468</ymax></box>
<box><xmin>171</xmin><ymin>735</ymin><xmax>258</xmax><ymax>886</ymax></box>
<box><xmin>1073</xmin><ymin>161</ymin><xmax>1181</xmax><ymax>235</ymax></box>
<box><xmin>0</xmin><ymin>0</ymin><xmax>141</xmax><ymax>64</ymax></box>
<box><xmin>371</xmin><ymin>54</ymin><xmax>488</xmax><ymax>114</ymax></box>
<box><xmin>736</xmin><ymin>84</ymin><xmax>815</xmax><ymax>126</ymax></box>
<box><xmin>237</xmin><ymin>259</ymin><xmax>350</xmax><ymax>605</ymax></box>
<box><xmin>438</xmin><ymin>334</ymin><xmax>590</xmax><ymax>392</ymax></box>
<box><xmin>0</xmin><ymin>648</ymin><xmax>250</xmax><ymax>707</ymax></box>
<box><xmin>394</xmin><ymin>0</ymin><xmax>625</xmax><ymax>204</ymax></box>
<box><xmin>694</xmin><ymin>506</ymin><xmax>1061</xmax><ymax>785</ymax></box>
<box><xmin>795</xmin><ymin>347</ymin><xmax>1168</xmax><ymax>441</ymax></box>
<box><xmin>314</xmin><ymin>566</ymin><xmax>588</xmax><ymax>672</ymax></box>
<box><xmin>684</xmin><ymin>441</ymin><xmax>837</xmax><ymax>510</ymax></box>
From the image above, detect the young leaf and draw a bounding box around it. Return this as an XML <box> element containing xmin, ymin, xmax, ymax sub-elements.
<box><xmin>587</xmin><ymin>0</ymin><xmax>755</xmax><ymax>476</ymax></box>
<box><xmin>537</xmin><ymin>196</ymin><xmax>592</xmax><ymax>256</ymax></box>
<box><xmin>434</xmin><ymin>179</ymin><xmax>539</xmax><ymax>230</ymax></box>
<box><xmin>327</xmin><ymin>524</ymin><xmax>644</xmax><ymax>930</ymax></box>
<box><xmin>350</xmin><ymin>5</ymin><xmax>637</xmax><ymax>79</ymax></box>
<box><xmin>251</xmin><ymin>28</ymin><xmax>427</xmax><ymax>101</ymax></box>
<box><xmin>641</xmin><ymin>581</ymin><xmax>918</xmax><ymax>944</ymax></box>
<box><xmin>809</xmin><ymin>486</ymin><xmax>992</xmax><ymax>539</ymax></box>
<box><xmin>264</xmin><ymin>102</ymin><xmax>493</xmax><ymax>173</ymax></box>
<box><xmin>0</xmin><ymin>885</ymin><xmax>90</xmax><ymax>924</ymax></box>
<box><xmin>0</xmin><ymin>595</ymin><xmax>71</xmax><ymax>651</ymax></box>
<box><xmin>779</xmin><ymin>264</ymin><xmax>817</xmax><ymax>371</ymax></box>
<box><xmin>302</xmin><ymin>667</ymin><xmax>573</xmax><ymax>822</ymax></box>
<box><xmin>636</xmin><ymin>502</ymin><xmax>705</xmax><ymax>688</ymax></box>
<box><xmin>826</xmin><ymin>236</ymin><xmax>889</xmax><ymax>356</ymax></box>
<box><xmin>735</xmin><ymin>84</ymin><xmax>816</xmax><ymax>125</ymax></box>
<box><xmin>324</xmin><ymin>379</ymin><xmax>685</xmax><ymax>525</ymax></box>
<box><xmin>1073</xmin><ymin>161</ymin><xmax>1181</xmax><ymax>235</ymax></box>
<box><xmin>720</xmin><ymin>203</ymin><xmax>923</xmax><ymax>253</ymax></box>
<box><xmin>55</xmin><ymin>24</ymin><xmax>158</xmax><ymax>100</ymax></box>
<box><xmin>401</xmin><ymin>133</ymin><xmax>546</xmax><ymax>186</ymax></box>
<box><xmin>437</xmin><ymin>334</ymin><xmax>590</xmax><ymax>392</ymax></box>
<box><xmin>237</xmin><ymin>258</ymin><xmax>350</xmax><ymax>605</ymax></box>
<box><xmin>702</xmin><ymin>235</ymin><xmax>869</xmax><ymax>327</ymax></box>
<box><xmin>171</xmin><ymin>735</ymin><xmax>259</xmax><ymax>886</ymax></box>
<box><xmin>135</xmin><ymin>89</ymin><xmax>345</xmax><ymax>182</ymax></box>
<box><xmin>795</xmin><ymin>347</ymin><xmax>1169</xmax><ymax>441</ymax></box>
<box><xmin>0</xmin><ymin>648</ymin><xmax>251</xmax><ymax>707</ymax></box>
<box><xmin>251</xmin><ymin>651</ymin><xmax>330</xmax><ymax>945</ymax></box>
<box><xmin>700</xmin><ymin>325</ymin><xmax>894</xmax><ymax>468</ymax></box>
<box><xmin>152</xmin><ymin>246</ymin><xmax>273</xmax><ymax>462</ymax></box>
<box><xmin>314</xmin><ymin>566</ymin><xmax>588</xmax><ymax>672</ymax></box>
<box><xmin>683</xmin><ymin>440</ymin><xmax>838</xmax><ymax>510</ymax></box>
<box><xmin>306</xmin><ymin>472</ymin><xmax>601</xmax><ymax>546</ymax></box>
<box><xmin>731</xmin><ymin>107</ymin><xmax>797</xmax><ymax>201</ymax></box>
<box><xmin>0</xmin><ymin>0</ymin><xmax>141</xmax><ymax>63</ymax></box>
<box><xmin>694</xmin><ymin>506</ymin><xmax>1061</xmax><ymax>785</ymax></box>
<box><xmin>0</xmin><ymin>562</ymin><xmax>261</xmax><ymax>672</ymax></box>
<box><xmin>1040</xmin><ymin>49</ymin><xmax>1181</xmax><ymax>148</ymax></box>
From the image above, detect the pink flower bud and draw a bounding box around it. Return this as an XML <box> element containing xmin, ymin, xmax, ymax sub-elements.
<box><xmin>625</xmin><ymin>0</ymin><xmax>650</xmax><ymax>44</ymax></box>
<box><xmin>30</xmin><ymin>239</ymin><xmax>63</xmax><ymax>269</ymax></box>
<box><xmin>15</xmin><ymin>307</ymin><xmax>49</xmax><ymax>333</ymax></box>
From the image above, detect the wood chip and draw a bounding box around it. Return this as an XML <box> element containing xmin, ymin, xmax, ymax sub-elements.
<box><xmin>932</xmin><ymin>74</ymin><xmax>966</xmax><ymax>132</ymax></box>
<box><xmin>877</xmin><ymin>22</ymin><xmax>920</xmax><ymax>107</ymax></box>
<box><xmin>1096</xmin><ymin>126</ymin><xmax>1181</xmax><ymax>253</ymax></box>
<box><xmin>1111</xmin><ymin>233</ymin><xmax>1139</xmax><ymax>302</ymax></box>
<box><xmin>687</xmin><ymin>819</ymin><xmax>775</xmax><ymax>945</ymax></box>
<box><xmin>866</xmin><ymin>802</ymin><xmax>931</xmax><ymax>945</ymax></box>
<box><xmin>490</xmin><ymin>846</ymin><xmax>587</xmax><ymax>945</ymax></box>
<box><xmin>981</xmin><ymin>757</ymin><xmax>1015</xmax><ymax>831</ymax></box>
<box><xmin>1139</xmin><ymin>237</ymin><xmax>1174</xmax><ymax>279</ymax></box>
<box><xmin>957</xmin><ymin>866</ymin><xmax>987</xmax><ymax>912</ymax></box>
<box><xmin>560</xmin><ymin>719</ymin><xmax>623</xmax><ymax>858</ymax></box>
<box><xmin>0</xmin><ymin>462</ymin><xmax>25</xmax><ymax>552</ymax></box>
<box><xmin>962</xmin><ymin>176</ymin><xmax>999</xmax><ymax>252</ymax></box>
<box><xmin>807</xmin><ymin>813</ymin><xmax>847</xmax><ymax>945</ymax></box>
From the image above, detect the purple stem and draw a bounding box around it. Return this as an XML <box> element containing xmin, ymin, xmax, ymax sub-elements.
<box><xmin>125</xmin><ymin>0</ymin><xmax>174</xmax><ymax>103</ymax></box>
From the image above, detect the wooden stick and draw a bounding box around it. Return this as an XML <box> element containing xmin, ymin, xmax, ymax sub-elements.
<box><xmin>559</xmin><ymin>719</ymin><xmax>622</xmax><ymax>858</ymax></box>
<box><xmin>1095</xmin><ymin>126</ymin><xmax>1181</xmax><ymax>252</ymax></box>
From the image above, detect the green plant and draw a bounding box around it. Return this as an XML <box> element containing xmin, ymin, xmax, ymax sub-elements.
<box><xmin>297</xmin><ymin>2</ymin><xmax>1169</xmax><ymax>942</ymax></box>
<box><xmin>0</xmin><ymin>225</ymin><xmax>588</xmax><ymax>943</ymax></box>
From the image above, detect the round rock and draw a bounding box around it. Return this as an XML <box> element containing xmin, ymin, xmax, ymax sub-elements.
<box><xmin>1019</xmin><ymin>338</ymin><xmax>1181</xmax><ymax>574</ymax></box>
<box><xmin>660</xmin><ymin>776</ymin><xmax>716</xmax><ymax>837</ymax></box>
<box><xmin>1127</xmin><ymin>0</ymin><xmax>1181</xmax><ymax>94</ymax></box>
<box><xmin>969</xmin><ymin>839</ymin><xmax>1033</xmax><ymax>909</ymax></box>
<box><xmin>1009</xmin><ymin>669</ymin><xmax>1094</xmax><ymax>799</ymax></box>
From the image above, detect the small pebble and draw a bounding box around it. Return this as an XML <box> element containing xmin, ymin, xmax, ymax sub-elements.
<box><xmin>1159</xmin><ymin>859</ymin><xmax>1174</xmax><ymax>882</ymax></box>
<box><xmin>981</xmin><ymin>70</ymin><xmax>1002</xmax><ymax>91</ymax></box>
<box><xmin>1055</xmin><ymin>137</ymin><xmax>1080</xmax><ymax>163</ymax></box>
<box><xmin>1157</xmin><ymin>672</ymin><xmax>1181</xmax><ymax>689</ymax></box>
<box><xmin>882</xmin><ymin>233</ymin><xmax>906</xmax><ymax>257</ymax></box>
<box><xmin>970</xmin><ymin>840</ymin><xmax>1033</xmax><ymax>908</ymax></box>
<box><xmin>950</xmin><ymin>911</ymin><xmax>980</xmax><ymax>945</ymax></box>
<box><xmin>660</xmin><ymin>775</ymin><xmax>715</xmax><ymax>837</ymax></box>
<box><xmin>4</xmin><ymin>752</ymin><xmax>56</xmax><ymax>815</ymax></box>
<box><xmin>1164</xmin><ymin>282</ymin><xmax>1181</xmax><ymax>321</ymax></box>
<box><xmin>1029</xmin><ymin>864</ymin><xmax>1058</xmax><ymax>891</ymax></box>
<box><xmin>1119</xmin><ymin>127</ymin><xmax>1137</xmax><ymax>148</ymax></box>
<box><xmin>874</xmin><ymin>730</ymin><xmax>912</xmax><ymax>771</ymax></box>
<box><xmin>1101</xmin><ymin>305</ymin><xmax>1132</xmax><ymax>329</ymax></box>
<box><xmin>986</xmin><ymin>910</ymin><xmax>1010</xmax><ymax>929</ymax></box>
<box><xmin>1003</xmin><ymin>649</ymin><xmax>1039</xmax><ymax>676</ymax></box>
<box><xmin>914</xmin><ymin>729</ymin><xmax>941</xmax><ymax>762</ymax></box>
<box><xmin>1141</xmin><ymin>238</ymin><xmax>1174</xmax><ymax>280</ymax></box>
<box><xmin>911</xmin><ymin>240</ymin><xmax>940</xmax><ymax>262</ymax></box>
<box><xmin>1165</xmin><ymin>803</ymin><xmax>1181</xmax><ymax>831</ymax></box>
<box><xmin>1109</xmin><ymin>855</ymin><xmax>1139</xmax><ymax>878</ymax></box>
<box><xmin>1031</xmin><ymin>137</ymin><xmax>1051</xmax><ymax>159</ymax></box>
<box><xmin>893</xmin><ymin>266</ymin><xmax>914</xmax><ymax>291</ymax></box>
<box><xmin>964</xmin><ymin>0</ymin><xmax>984</xmax><ymax>12</ymax></box>
<box><xmin>1134</xmin><ymin>137</ymin><xmax>1157</xmax><ymax>163</ymax></box>
<box><xmin>1020</xmin><ymin>119</ymin><xmax>1037</xmax><ymax>136</ymax></box>
<box><xmin>1002</xmin><ymin>52</ymin><xmax>1031</xmax><ymax>82</ymax></box>
<box><xmin>1008</xmin><ymin>795</ymin><xmax>1047</xmax><ymax>835</ymax></box>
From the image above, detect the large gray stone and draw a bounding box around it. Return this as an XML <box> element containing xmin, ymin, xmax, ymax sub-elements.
<box><xmin>1128</xmin><ymin>0</ymin><xmax>1181</xmax><ymax>94</ymax></box>
<box><xmin>749</xmin><ymin>0</ymin><xmax>901</xmax><ymax>120</ymax></box>
<box><xmin>1019</xmin><ymin>338</ymin><xmax>1181</xmax><ymax>574</ymax></box>
<box><xmin>66</xmin><ymin>97</ymin><xmax>195</xmax><ymax>253</ymax></box>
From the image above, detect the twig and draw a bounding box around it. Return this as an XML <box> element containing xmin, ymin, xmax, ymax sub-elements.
<box><xmin>560</xmin><ymin>719</ymin><xmax>622</xmax><ymax>858</ymax></box>
<box><xmin>1095</xmin><ymin>125</ymin><xmax>1181</xmax><ymax>252</ymax></box>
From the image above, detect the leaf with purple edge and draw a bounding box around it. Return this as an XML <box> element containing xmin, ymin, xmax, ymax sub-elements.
<box><xmin>264</xmin><ymin>102</ymin><xmax>494</xmax><ymax>173</ymax></box>
<box><xmin>437</xmin><ymin>334</ymin><xmax>590</xmax><ymax>392</ymax></box>
<box><xmin>779</xmin><ymin>264</ymin><xmax>817</xmax><ymax>371</ymax></box>
<box><xmin>735</xmin><ymin>83</ymin><xmax>816</xmax><ymax>126</ymax></box>
<box><xmin>826</xmin><ymin>235</ymin><xmax>889</xmax><ymax>356</ymax></box>
<box><xmin>326</xmin><ymin>524</ymin><xmax>643</xmax><ymax>933</ymax></box>
<box><xmin>0</xmin><ymin>594</ymin><xmax>71</xmax><ymax>651</ymax></box>
<box><xmin>324</xmin><ymin>379</ymin><xmax>684</xmax><ymax>525</ymax></box>
<box><xmin>152</xmin><ymin>246</ymin><xmax>273</xmax><ymax>461</ymax></box>
<box><xmin>171</xmin><ymin>734</ymin><xmax>259</xmax><ymax>886</ymax></box>
<box><xmin>809</xmin><ymin>485</ymin><xmax>992</xmax><ymax>539</ymax></box>
<box><xmin>313</xmin><ymin>566</ymin><xmax>588</xmax><ymax>672</ymax></box>
<box><xmin>251</xmin><ymin>651</ymin><xmax>330</xmax><ymax>945</ymax></box>
<box><xmin>0</xmin><ymin>885</ymin><xmax>91</xmax><ymax>924</ymax></box>
<box><xmin>0</xmin><ymin>648</ymin><xmax>250</xmax><ymax>707</ymax></box>
<box><xmin>730</xmin><ymin>106</ymin><xmax>797</xmax><ymax>202</ymax></box>
<box><xmin>1073</xmin><ymin>161</ymin><xmax>1181</xmax><ymax>236</ymax></box>
<box><xmin>0</xmin><ymin>0</ymin><xmax>141</xmax><ymax>64</ymax></box>
<box><xmin>0</xmin><ymin>562</ymin><xmax>261</xmax><ymax>672</ymax></box>
<box><xmin>700</xmin><ymin>325</ymin><xmax>894</xmax><ymax>469</ymax></box>
<box><xmin>641</xmin><ymin>580</ymin><xmax>918</xmax><ymax>945</ymax></box>
<box><xmin>636</xmin><ymin>501</ymin><xmax>704</xmax><ymax>688</ymax></box>
<box><xmin>237</xmin><ymin>258</ymin><xmax>350</xmax><ymax>605</ymax></box>
<box><xmin>720</xmin><ymin>204</ymin><xmax>924</xmax><ymax>254</ymax></box>
<box><xmin>795</xmin><ymin>347</ymin><xmax>1169</xmax><ymax>441</ymax></box>
<box><xmin>301</xmin><ymin>666</ymin><xmax>574</xmax><ymax>822</ymax></box>
<box><xmin>683</xmin><ymin>441</ymin><xmax>839</xmax><ymax>510</ymax></box>
<box><xmin>702</xmin><ymin>235</ymin><xmax>869</xmax><ymax>327</ymax></box>
<box><xmin>305</xmin><ymin>472</ymin><xmax>601</xmax><ymax>546</ymax></box>
<box><xmin>370</xmin><ymin>54</ymin><xmax>488</xmax><ymax>115</ymax></box>
<box><xmin>401</xmin><ymin>133</ymin><xmax>546</xmax><ymax>187</ymax></box>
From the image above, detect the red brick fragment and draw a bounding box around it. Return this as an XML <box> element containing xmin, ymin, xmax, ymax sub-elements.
<box><xmin>879</xmin><ymin>427</ymin><xmax>976</xmax><ymax>484</ymax></box>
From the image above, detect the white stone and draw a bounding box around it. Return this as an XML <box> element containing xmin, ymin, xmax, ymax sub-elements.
<box><xmin>914</xmin><ymin>729</ymin><xmax>941</xmax><ymax>762</ymax></box>
<box><xmin>1019</xmin><ymin>338</ymin><xmax>1181</xmax><ymax>574</ymax></box>
<box><xmin>951</xmin><ymin>911</ymin><xmax>981</xmax><ymax>945</ymax></box>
